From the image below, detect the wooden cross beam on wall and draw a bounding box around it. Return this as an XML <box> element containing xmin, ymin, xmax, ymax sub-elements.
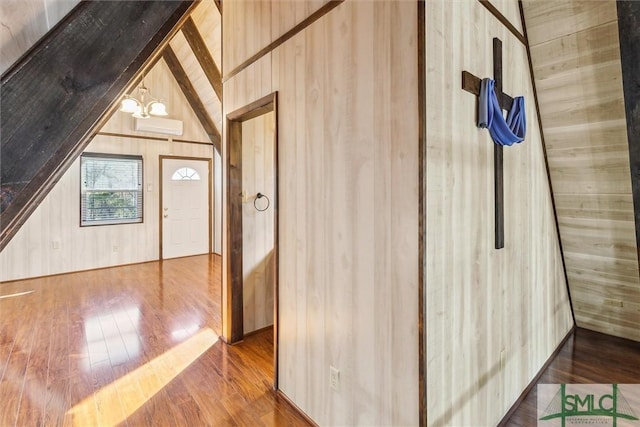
<box><xmin>462</xmin><ymin>38</ymin><xmax>514</xmax><ymax>250</ymax></box>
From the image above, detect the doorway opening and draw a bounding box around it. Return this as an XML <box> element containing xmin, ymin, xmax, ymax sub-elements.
<box><xmin>159</xmin><ymin>156</ymin><xmax>212</xmax><ymax>260</ymax></box>
<box><xmin>225</xmin><ymin>93</ymin><xmax>279</xmax><ymax>389</ymax></box>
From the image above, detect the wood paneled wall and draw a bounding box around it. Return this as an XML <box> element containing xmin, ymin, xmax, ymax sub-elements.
<box><xmin>221</xmin><ymin>0</ymin><xmax>330</xmax><ymax>75</ymax></box>
<box><xmin>169</xmin><ymin>31</ymin><xmax>223</xmax><ymax>130</ymax></box>
<box><xmin>241</xmin><ymin>112</ymin><xmax>275</xmax><ymax>334</ymax></box>
<box><xmin>425</xmin><ymin>1</ymin><xmax>573</xmax><ymax>425</ymax></box>
<box><xmin>522</xmin><ymin>0</ymin><xmax>640</xmax><ymax>341</ymax></box>
<box><xmin>0</xmin><ymin>0</ymin><xmax>80</xmax><ymax>74</ymax></box>
<box><xmin>223</xmin><ymin>1</ymin><xmax>419</xmax><ymax>425</ymax></box>
<box><xmin>0</xmin><ymin>60</ymin><xmax>215</xmax><ymax>282</ymax></box>
<box><xmin>100</xmin><ymin>59</ymin><xmax>211</xmax><ymax>143</ymax></box>
<box><xmin>190</xmin><ymin>0</ymin><xmax>221</xmax><ymax>67</ymax></box>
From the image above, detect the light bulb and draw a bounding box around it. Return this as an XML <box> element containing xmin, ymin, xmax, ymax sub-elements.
<box><xmin>149</xmin><ymin>102</ymin><xmax>168</xmax><ymax>116</ymax></box>
<box><xmin>120</xmin><ymin>98</ymin><xmax>139</xmax><ymax>113</ymax></box>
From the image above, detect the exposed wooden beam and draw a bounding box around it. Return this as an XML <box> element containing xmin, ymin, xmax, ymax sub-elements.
<box><xmin>181</xmin><ymin>17</ymin><xmax>223</xmax><ymax>101</ymax></box>
<box><xmin>162</xmin><ymin>46</ymin><xmax>221</xmax><ymax>151</ymax></box>
<box><xmin>0</xmin><ymin>0</ymin><xmax>196</xmax><ymax>251</ymax></box>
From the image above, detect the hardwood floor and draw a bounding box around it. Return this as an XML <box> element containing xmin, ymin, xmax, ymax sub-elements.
<box><xmin>503</xmin><ymin>327</ymin><xmax>640</xmax><ymax>426</ymax></box>
<box><xmin>0</xmin><ymin>254</ymin><xmax>311</xmax><ymax>427</ymax></box>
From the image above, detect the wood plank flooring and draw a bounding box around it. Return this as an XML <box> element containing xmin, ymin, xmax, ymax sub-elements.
<box><xmin>503</xmin><ymin>327</ymin><xmax>640</xmax><ymax>426</ymax></box>
<box><xmin>0</xmin><ymin>254</ymin><xmax>310</xmax><ymax>427</ymax></box>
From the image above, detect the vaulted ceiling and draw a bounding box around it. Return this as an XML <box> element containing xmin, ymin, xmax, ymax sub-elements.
<box><xmin>1</xmin><ymin>0</ymin><xmax>222</xmax><ymax>143</ymax></box>
<box><xmin>522</xmin><ymin>0</ymin><xmax>640</xmax><ymax>341</ymax></box>
<box><xmin>0</xmin><ymin>0</ymin><xmax>222</xmax><ymax>250</ymax></box>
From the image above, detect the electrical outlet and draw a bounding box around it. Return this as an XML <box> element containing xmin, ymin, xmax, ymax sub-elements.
<box><xmin>330</xmin><ymin>366</ymin><xmax>340</xmax><ymax>391</ymax></box>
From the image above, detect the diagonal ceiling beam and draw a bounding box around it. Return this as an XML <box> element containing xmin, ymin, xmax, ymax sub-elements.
<box><xmin>0</xmin><ymin>0</ymin><xmax>196</xmax><ymax>251</ymax></box>
<box><xmin>162</xmin><ymin>46</ymin><xmax>221</xmax><ymax>151</ymax></box>
<box><xmin>181</xmin><ymin>17</ymin><xmax>223</xmax><ymax>101</ymax></box>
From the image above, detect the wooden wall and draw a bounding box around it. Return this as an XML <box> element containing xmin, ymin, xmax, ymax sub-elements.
<box><xmin>0</xmin><ymin>0</ymin><xmax>80</xmax><ymax>74</ymax></box>
<box><xmin>522</xmin><ymin>0</ymin><xmax>640</xmax><ymax>341</ymax></box>
<box><xmin>241</xmin><ymin>112</ymin><xmax>275</xmax><ymax>334</ymax></box>
<box><xmin>425</xmin><ymin>1</ymin><xmax>574</xmax><ymax>425</ymax></box>
<box><xmin>223</xmin><ymin>1</ymin><xmax>419</xmax><ymax>425</ymax></box>
<box><xmin>100</xmin><ymin>59</ymin><xmax>211</xmax><ymax>142</ymax></box>
<box><xmin>222</xmin><ymin>0</ymin><xmax>330</xmax><ymax>74</ymax></box>
<box><xmin>0</xmin><ymin>60</ymin><xmax>215</xmax><ymax>282</ymax></box>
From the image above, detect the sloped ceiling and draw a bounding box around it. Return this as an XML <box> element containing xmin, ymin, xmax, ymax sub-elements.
<box><xmin>0</xmin><ymin>0</ymin><xmax>80</xmax><ymax>74</ymax></box>
<box><xmin>523</xmin><ymin>0</ymin><xmax>640</xmax><ymax>341</ymax></box>
<box><xmin>0</xmin><ymin>0</ymin><xmax>222</xmax><ymax>250</ymax></box>
<box><xmin>1</xmin><ymin>0</ymin><xmax>221</xmax><ymax>139</ymax></box>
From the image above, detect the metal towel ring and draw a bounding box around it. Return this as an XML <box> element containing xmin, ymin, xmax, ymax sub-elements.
<box><xmin>254</xmin><ymin>192</ymin><xmax>270</xmax><ymax>212</ymax></box>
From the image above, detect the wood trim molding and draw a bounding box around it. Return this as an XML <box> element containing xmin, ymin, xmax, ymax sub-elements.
<box><xmin>162</xmin><ymin>46</ymin><xmax>222</xmax><ymax>151</ymax></box>
<box><xmin>227</xmin><ymin>93</ymin><xmax>278</xmax><ymax>122</ymax></box>
<box><xmin>518</xmin><ymin>0</ymin><xmax>575</xmax><ymax>324</ymax></box>
<box><xmin>224</xmin><ymin>92</ymin><xmax>279</xmax><ymax>390</ymax></box>
<box><xmin>242</xmin><ymin>324</ymin><xmax>273</xmax><ymax>338</ymax></box>
<box><xmin>478</xmin><ymin>0</ymin><xmax>526</xmax><ymax>45</ymax></box>
<box><xmin>417</xmin><ymin>1</ymin><xmax>427</xmax><ymax>426</ymax></box>
<box><xmin>275</xmin><ymin>390</ymin><xmax>318</xmax><ymax>427</ymax></box>
<box><xmin>223</xmin><ymin>1</ymin><xmax>345</xmax><ymax>82</ymax></box>
<box><xmin>0</xmin><ymin>0</ymin><xmax>197</xmax><ymax>252</ymax></box>
<box><xmin>158</xmin><ymin>155</ymin><xmax>213</xmax><ymax>260</ymax></box>
<box><xmin>181</xmin><ymin>17</ymin><xmax>223</xmax><ymax>101</ymax></box>
<box><xmin>497</xmin><ymin>326</ymin><xmax>576</xmax><ymax>426</ymax></box>
<box><xmin>97</xmin><ymin>131</ymin><xmax>214</xmax><ymax>146</ymax></box>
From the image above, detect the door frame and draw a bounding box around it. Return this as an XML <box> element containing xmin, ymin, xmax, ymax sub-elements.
<box><xmin>159</xmin><ymin>155</ymin><xmax>213</xmax><ymax>260</ymax></box>
<box><xmin>224</xmin><ymin>92</ymin><xmax>279</xmax><ymax>389</ymax></box>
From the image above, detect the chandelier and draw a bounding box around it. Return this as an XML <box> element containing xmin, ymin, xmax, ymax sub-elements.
<box><xmin>120</xmin><ymin>81</ymin><xmax>168</xmax><ymax>119</ymax></box>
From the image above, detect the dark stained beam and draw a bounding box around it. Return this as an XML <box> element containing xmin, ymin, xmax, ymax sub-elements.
<box><xmin>617</xmin><ymin>1</ymin><xmax>640</xmax><ymax>257</ymax></box>
<box><xmin>181</xmin><ymin>17</ymin><xmax>223</xmax><ymax>101</ymax></box>
<box><xmin>162</xmin><ymin>46</ymin><xmax>221</xmax><ymax>151</ymax></box>
<box><xmin>0</xmin><ymin>0</ymin><xmax>196</xmax><ymax>251</ymax></box>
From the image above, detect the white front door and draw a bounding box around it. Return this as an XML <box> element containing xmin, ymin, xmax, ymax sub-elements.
<box><xmin>161</xmin><ymin>158</ymin><xmax>210</xmax><ymax>259</ymax></box>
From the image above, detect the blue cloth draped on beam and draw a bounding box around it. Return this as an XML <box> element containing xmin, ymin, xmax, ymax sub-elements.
<box><xmin>478</xmin><ymin>78</ymin><xmax>526</xmax><ymax>146</ymax></box>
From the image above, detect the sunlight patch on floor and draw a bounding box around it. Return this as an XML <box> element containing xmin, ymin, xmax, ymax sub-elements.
<box><xmin>66</xmin><ymin>327</ymin><xmax>218</xmax><ymax>426</ymax></box>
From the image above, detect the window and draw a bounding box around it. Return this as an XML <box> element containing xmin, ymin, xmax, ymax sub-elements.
<box><xmin>171</xmin><ymin>167</ymin><xmax>201</xmax><ymax>181</ymax></box>
<box><xmin>80</xmin><ymin>153</ymin><xmax>143</xmax><ymax>226</ymax></box>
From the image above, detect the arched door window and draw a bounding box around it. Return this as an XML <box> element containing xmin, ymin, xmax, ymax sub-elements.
<box><xmin>171</xmin><ymin>167</ymin><xmax>201</xmax><ymax>181</ymax></box>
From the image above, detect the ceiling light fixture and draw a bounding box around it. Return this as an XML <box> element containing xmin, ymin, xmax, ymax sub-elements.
<box><xmin>120</xmin><ymin>80</ymin><xmax>168</xmax><ymax>119</ymax></box>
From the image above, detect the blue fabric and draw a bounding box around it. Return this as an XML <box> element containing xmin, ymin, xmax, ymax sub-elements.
<box><xmin>478</xmin><ymin>78</ymin><xmax>526</xmax><ymax>146</ymax></box>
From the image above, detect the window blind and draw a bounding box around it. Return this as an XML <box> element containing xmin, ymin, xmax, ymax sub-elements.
<box><xmin>80</xmin><ymin>153</ymin><xmax>143</xmax><ymax>226</ymax></box>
